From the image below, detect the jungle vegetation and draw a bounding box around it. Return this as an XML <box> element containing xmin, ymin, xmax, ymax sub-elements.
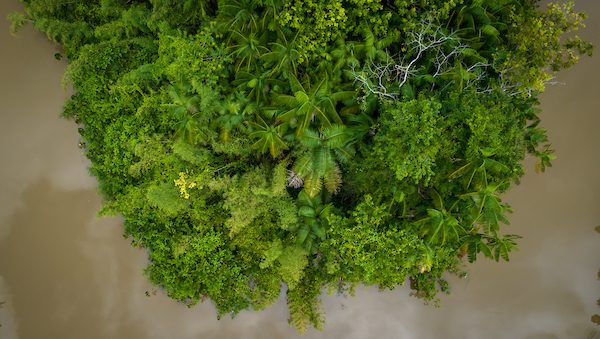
<box><xmin>10</xmin><ymin>0</ymin><xmax>592</xmax><ymax>332</ymax></box>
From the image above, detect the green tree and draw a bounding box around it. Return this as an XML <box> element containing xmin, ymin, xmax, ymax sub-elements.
<box><xmin>11</xmin><ymin>0</ymin><xmax>592</xmax><ymax>332</ymax></box>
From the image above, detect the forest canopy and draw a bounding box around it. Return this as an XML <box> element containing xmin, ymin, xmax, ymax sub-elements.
<box><xmin>11</xmin><ymin>0</ymin><xmax>592</xmax><ymax>332</ymax></box>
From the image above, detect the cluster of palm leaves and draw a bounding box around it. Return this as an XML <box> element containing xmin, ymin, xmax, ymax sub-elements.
<box><xmin>13</xmin><ymin>0</ymin><xmax>592</xmax><ymax>332</ymax></box>
<box><xmin>166</xmin><ymin>2</ymin><xmax>383</xmax><ymax>200</ymax></box>
<box><xmin>418</xmin><ymin>147</ymin><xmax>520</xmax><ymax>262</ymax></box>
<box><xmin>161</xmin><ymin>0</ymin><xmax>539</xmax><ymax>255</ymax></box>
<box><xmin>150</xmin><ymin>0</ymin><xmax>594</xmax><ymax>272</ymax></box>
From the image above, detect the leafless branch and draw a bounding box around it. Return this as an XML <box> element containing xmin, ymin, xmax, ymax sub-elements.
<box><xmin>352</xmin><ymin>20</ymin><xmax>465</xmax><ymax>99</ymax></box>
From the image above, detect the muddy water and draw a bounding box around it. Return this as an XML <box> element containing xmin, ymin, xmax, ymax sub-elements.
<box><xmin>1</xmin><ymin>1</ymin><xmax>599</xmax><ymax>338</ymax></box>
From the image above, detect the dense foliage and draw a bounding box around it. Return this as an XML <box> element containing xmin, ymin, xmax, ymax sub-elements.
<box><xmin>11</xmin><ymin>0</ymin><xmax>592</xmax><ymax>332</ymax></box>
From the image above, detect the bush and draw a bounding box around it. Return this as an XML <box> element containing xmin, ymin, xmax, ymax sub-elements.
<box><xmin>12</xmin><ymin>0</ymin><xmax>592</xmax><ymax>332</ymax></box>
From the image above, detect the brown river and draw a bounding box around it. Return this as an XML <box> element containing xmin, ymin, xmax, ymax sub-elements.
<box><xmin>1</xmin><ymin>2</ymin><xmax>599</xmax><ymax>338</ymax></box>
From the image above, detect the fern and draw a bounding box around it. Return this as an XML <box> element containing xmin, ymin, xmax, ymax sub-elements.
<box><xmin>260</xmin><ymin>239</ymin><xmax>284</xmax><ymax>269</ymax></box>
<box><xmin>146</xmin><ymin>183</ymin><xmax>189</xmax><ymax>216</ymax></box>
<box><xmin>287</xmin><ymin>274</ymin><xmax>324</xmax><ymax>333</ymax></box>
<box><xmin>271</xmin><ymin>161</ymin><xmax>289</xmax><ymax>196</ymax></box>
<box><xmin>304</xmin><ymin>173</ymin><xmax>322</xmax><ymax>198</ymax></box>
<box><xmin>277</xmin><ymin>245</ymin><xmax>308</xmax><ymax>288</ymax></box>
<box><xmin>323</xmin><ymin>166</ymin><xmax>342</xmax><ymax>194</ymax></box>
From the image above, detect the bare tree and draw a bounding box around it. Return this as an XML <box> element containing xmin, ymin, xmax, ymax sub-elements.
<box><xmin>352</xmin><ymin>21</ymin><xmax>469</xmax><ymax>99</ymax></box>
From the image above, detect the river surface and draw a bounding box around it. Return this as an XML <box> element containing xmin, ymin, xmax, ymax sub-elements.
<box><xmin>1</xmin><ymin>2</ymin><xmax>599</xmax><ymax>339</ymax></box>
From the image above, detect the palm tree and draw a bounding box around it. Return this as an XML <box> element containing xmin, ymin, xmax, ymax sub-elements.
<box><xmin>292</xmin><ymin>125</ymin><xmax>355</xmax><ymax>197</ymax></box>
<box><xmin>212</xmin><ymin>94</ymin><xmax>247</xmax><ymax>142</ymax></box>
<box><xmin>247</xmin><ymin>114</ymin><xmax>288</xmax><ymax>158</ymax></box>
<box><xmin>261</xmin><ymin>31</ymin><xmax>301</xmax><ymax>79</ymax></box>
<box><xmin>351</xmin><ymin>25</ymin><xmax>398</xmax><ymax>62</ymax></box>
<box><xmin>163</xmin><ymin>84</ymin><xmax>205</xmax><ymax>144</ymax></box>
<box><xmin>291</xmin><ymin>190</ymin><xmax>332</xmax><ymax>252</ymax></box>
<box><xmin>487</xmin><ymin>234</ymin><xmax>520</xmax><ymax>262</ymax></box>
<box><xmin>273</xmin><ymin>74</ymin><xmax>355</xmax><ymax>135</ymax></box>
<box><xmin>228</xmin><ymin>30</ymin><xmax>268</xmax><ymax>75</ymax></box>
<box><xmin>448</xmin><ymin>147</ymin><xmax>511</xmax><ymax>190</ymax></box>
<box><xmin>233</xmin><ymin>69</ymin><xmax>284</xmax><ymax>104</ymax></box>
<box><xmin>218</xmin><ymin>0</ymin><xmax>259</xmax><ymax>33</ymax></box>
<box><xmin>415</xmin><ymin>189</ymin><xmax>465</xmax><ymax>245</ymax></box>
<box><xmin>461</xmin><ymin>232</ymin><xmax>520</xmax><ymax>263</ymax></box>
<box><xmin>258</xmin><ymin>0</ymin><xmax>284</xmax><ymax>31</ymax></box>
<box><xmin>448</xmin><ymin>0</ymin><xmax>506</xmax><ymax>57</ymax></box>
<box><xmin>460</xmin><ymin>183</ymin><xmax>511</xmax><ymax>236</ymax></box>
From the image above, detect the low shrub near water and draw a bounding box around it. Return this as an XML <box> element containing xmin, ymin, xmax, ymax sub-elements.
<box><xmin>11</xmin><ymin>0</ymin><xmax>592</xmax><ymax>332</ymax></box>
